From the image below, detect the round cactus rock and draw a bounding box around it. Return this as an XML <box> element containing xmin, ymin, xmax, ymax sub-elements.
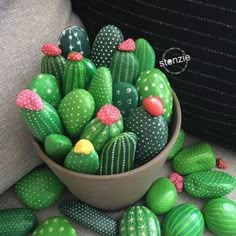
<box><xmin>100</xmin><ymin>132</ymin><xmax>137</xmax><ymax>175</ymax></box>
<box><xmin>58</xmin><ymin>25</ymin><xmax>91</xmax><ymax>58</ymax></box>
<box><xmin>90</xmin><ymin>25</ymin><xmax>124</xmax><ymax>67</ymax></box>
<box><xmin>119</xmin><ymin>205</ymin><xmax>161</xmax><ymax>236</ymax></box>
<box><xmin>163</xmin><ymin>203</ymin><xmax>204</xmax><ymax>236</ymax></box>
<box><xmin>136</xmin><ymin>68</ymin><xmax>173</xmax><ymax>122</ymax></box>
<box><xmin>64</xmin><ymin>139</ymin><xmax>99</xmax><ymax>174</ymax></box>
<box><xmin>58</xmin><ymin>89</ymin><xmax>95</xmax><ymax>139</ymax></box>
<box><xmin>16</xmin><ymin>89</ymin><xmax>64</xmax><ymax>142</ymax></box>
<box><xmin>80</xmin><ymin>104</ymin><xmax>123</xmax><ymax>153</ymax></box>
<box><xmin>28</xmin><ymin>74</ymin><xmax>61</xmax><ymax>107</ymax></box>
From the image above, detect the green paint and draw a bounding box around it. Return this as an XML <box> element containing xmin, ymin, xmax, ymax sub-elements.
<box><xmin>82</xmin><ymin>57</ymin><xmax>97</xmax><ymax>86</ymax></box>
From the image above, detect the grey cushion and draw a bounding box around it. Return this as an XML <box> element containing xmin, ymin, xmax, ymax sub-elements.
<box><xmin>0</xmin><ymin>0</ymin><xmax>83</xmax><ymax>193</ymax></box>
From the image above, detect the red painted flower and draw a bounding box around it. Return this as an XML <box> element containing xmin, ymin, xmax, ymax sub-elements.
<box><xmin>41</xmin><ymin>43</ymin><xmax>61</xmax><ymax>56</ymax></box>
<box><xmin>118</xmin><ymin>38</ymin><xmax>136</xmax><ymax>52</ymax></box>
<box><xmin>143</xmin><ymin>97</ymin><xmax>164</xmax><ymax>117</ymax></box>
<box><xmin>68</xmin><ymin>52</ymin><xmax>83</xmax><ymax>61</ymax></box>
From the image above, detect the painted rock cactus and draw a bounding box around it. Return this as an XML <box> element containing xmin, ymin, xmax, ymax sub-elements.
<box><xmin>163</xmin><ymin>203</ymin><xmax>204</xmax><ymax>236</ymax></box>
<box><xmin>82</xmin><ymin>57</ymin><xmax>97</xmax><ymax>86</ymax></box>
<box><xmin>112</xmin><ymin>82</ymin><xmax>138</xmax><ymax>114</ymax></box>
<box><xmin>64</xmin><ymin>139</ymin><xmax>99</xmax><ymax>174</ymax></box>
<box><xmin>58</xmin><ymin>89</ymin><xmax>95</xmax><ymax>139</ymax></box>
<box><xmin>80</xmin><ymin>104</ymin><xmax>123</xmax><ymax>153</ymax></box>
<box><xmin>136</xmin><ymin>68</ymin><xmax>173</xmax><ymax>122</ymax></box>
<box><xmin>44</xmin><ymin>134</ymin><xmax>73</xmax><ymax>164</ymax></box>
<box><xmin>184</xmin><ymin>170</ymin><xmax>236</xmax><ymax>198</ymax></box>
<box><xmin>16</xmin><ymin>89</ymin><xmax>64</xmax><ymax>142</ymax></box>
<box><xmin>172</xmin><ymin>142</ymin><xmax>216</xmax><ymax>175</ymax></box>
<box><xmin>63</xmin><ymin>52</ymin><xmax>87</xmax><ymax>95</ymax></box>
<box><xmin>145</xmin><ymin>177</ymin><xmax>177</xmax><ymax>215</ymax></box>
<box><xmin>100</xmin><ymin>132</ymin><xmax>137</xmax><ymax>175</ymax></box>
<box><xmin>119</xmin><ymin>205</ymin><xmax>161</xmax><ymax>236</ymax></box>
<box><xmin>124</xmin><ymin>97</ymin><xmax>168</xmax><ymax>164</ymax></box>
<box><xmin>203</xmin><ymin>198</ymin><xmax>236</xmax><ymax>236</ymax></box>
<box><xmin>167</xmin><ymin>129</ymin><xmax>185</xmax><ymax>160</ymax></box>
<box><xmin>90</xmin><ymin>25</ymin><xmax>124</xmax><ymax>67</ymax></box>
<box><xmin>33</xmin><ymin>216</ymin><xmax>77</xmax><ymax>236</ymax></box>
<box><xmin>135</xmin><ymin>38</ymin><xmax>156</xmax><ymax>73</ymax></box>
<box><xmin>28</xmin><ymin>74</ymin><xmax>61</xmax><ymax>107</ymax></box>
<box><xmin>41</xmin><ymin>43</ymin><xmax>66</xmax><ymax>87</ymax></box>
<box><xmin>110</xmin><ymin>38</ymin><xmax>140</xmax><ymax>84</ymax></box>
<box><xmin>59</xmin><ymin>200</ymin><xmax>118</xmax><ymax>236</ymax></box>
<box><xmin>88</xmin><ymin>67</ymin><xmax>112</xmax><ymax>113</ymax></box>
<box><xmin>58</xmin><ymin>25</ymin><xmax>91</xmax><ymax>58</ymax></box>
<box><xmin>15</xmin><ymin>168</ymin><xmax>64</xmax><ymax>209</ymax></box>
<box><xmin>0</xmin><ymin>208</ymin><xmax>37</xmax><ymax>236</ymax></box>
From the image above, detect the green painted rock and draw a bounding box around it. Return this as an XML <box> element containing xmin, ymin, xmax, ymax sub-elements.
<box><xmin>135</xmin><ymin>38</ymin><xmax>155</xmax><ymax>73</ymax></box>
<box><xmin>63</xmin><ymin>52</ymin><xmax>87</xmax><ymax>96</ymax></box>
<box><xmin>28</xmin><ymin>74</ymin><xmax>61</xmax><ymax>107</ymax></box>
<box><xmin>33</xmin><ymin>216</ymin><xmax>77</xmax><ymax>236</ymax></box>
<box><xmin>172</xmin><ymin>142</ymin><xmax>216</xmax><ymax>175</ymax></box>
<box><xmin>82</xmin><ymin>57</ymin><xmax>96</xmax><ymax>85</ymax></box>
<box><xmin>59</xmin><ymin>25</ymin><xmax>91</xmax><ymax>58</ymax></box>
<box><xmin>15</xmin><ymin>168</ymin><xmax>64</xmax><ymax>209</ymax></box>
<box><xmin>184</xmin><ymin>170</ymin><xmax>236</xmax><ymax>198</ymax></box>
<box><xmin>203</xmin><ymin>198</ymin><xmax>236</xmax><ymax>236</ymax></box>
<box><xmin>44</xmin><ymin>134</ymin><xmax>73</xmax><ymax>164</ymax></box>
<box><xmin>90</xmin><ymin>25</ymin><xmax>124</xmax><ymax>67</ymax></box>
<box><xmin>110</xmin><ymin>38</ymin><xmax>140</xmax><ymax>84</ymax></box>
<box><xmin>136</xmin><ymin>68</ymin><xmax>173</xmax><ymax>122</ymax></box>
<box><xmin>119</xmin><ymin>205</ymin><xmax>161</xmax><ymax>236</ymax></box>
<box><xmin>167</xmin><ymin>129</ymin><xmax>185</xmax><ymax>160</ymax></box>
<box><xmin>100</xmin><ymin>132</ymin><xmax>137</xmax><ymax>175</ymax></box>
<box><xmin>88</xmin><ymin>67</ymin><xmax>112</xmax><ymax>113</ymax></box>
<box><xmin>145</xmin><ymin>177</ymin><xmax>177</xmax><ymax>215</ymax></box>
<box><xmin>163</xmin><ymin>203</ymin><xmax>204</xmax><ymax>236</ymax></box>
<box><xmin>58</xmin><ymin>89</ymin><xmax>95</xmax><ymax>139</ymax></box>
<box><xmin>124</xmin><ymin>102</ymin><xmax>168</xmax><ymax>165</ymax></box>
<box><xmin>41</xmin><ymin>43</ymin><xmax>66</xmax><ymax>87</ymax></box>
<box><xmin>112</xmin><ymin>82</ymin><xmax>138</xmax><ymax>114</ymax></box>
<box><xmin>64</xmin><ymin>139</ymin><xmax>99</xmax><ymax>174</ymax></box>
<box><xmin>0</xmin><ymin>208</ymin><xmax>37</xmax><ymax>236</ymax></box>
<box><xmin>16</xmin><ymin>89</ymin><xmax>64</xmax><ymax>143</ymax></box>
<box><xmin>80</xmin><ymin>104</ymin><xmax>123</xmax><ymax>153</ymax></box>
<box><xmin>59</xmin><ymin>200</ymin><xmax>118</xmax><ymax>236</ymax></box>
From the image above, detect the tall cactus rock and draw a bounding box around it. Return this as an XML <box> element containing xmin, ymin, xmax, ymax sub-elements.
<box><xmin>90</xmin><ymin>25</ymin><xmax>124</xmax><ymax>67</ymax></box>
<box><xmin>58</xmin><ymin>25</ymin><xmax>91</xmax><ymax>58</ymax></box>
<box><xmin>82</xmin><ymin>57</ymin><xmax>97</xmax><ymax>86</ymax></box>
<box><xmin>135</xmin><ymin>38</ymin><xmax>156</xmax><ymax>73</ymax></box>
<box><xmin>28</xmin><ymin>74</ymin><xmax>61</xmax><ymax>108</ymax></box>
<box><xmin>41</xmin><ymin>43</ymin><xmax>66</xmax><ymax>88</ymax></box>
<box><xmin>16</xmin><ymin>89</ymin><xmax>64</xmax><ymax>142</ymax></box>
<box><xmin>64</xmin><ymin>139</ymin><xmax>99</xmax><ymax>174</ymax></box>
<box><xmin>63</xmin><ymin>52</ymin><xmax>87</xmax><ymax>96</ymax></box>
<box><xmin>136</xmin><ymin>68</ymin><xmax>173</xmax><ymax>122</ymax></box>
<box><xmin>58</xmin><ymin>89</ymin><xmax>95</xmax><ymax>139</ymax></box>
<box><xmin>100</xmin><ymin>132</ymin><xmax>137</xmax><ymax>175</ymax></box>
<box><xmin>88</xmin><ymin>67</ymin><xmax>112</xmax><ymax>113</ymax></box>
<box><xmin>124</xmin><ymin>97</ymin><xmax>168</xmax><ymax>165</ymax></box>
<box><xmin>110</xmin><ymin>38</ymin><xmax>140</xmax><ymax>84</ymax></box>
<box><xmin>80</xmin><ymin>104</ymin><xmax>123</xmax><ymax>153</ymax></box>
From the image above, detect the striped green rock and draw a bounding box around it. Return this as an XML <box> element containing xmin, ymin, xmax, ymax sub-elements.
<box><xmin>135</xmin><ymin>38</ymin><xmax>155</xmax><ymax>73</ymax></box>
<box><xmin>184</xmin><ymin>170</ymin><xmax>236</xmax><ymax>198</ymax></box>
<box><xmin>58</xmin><ymin>89</ymin><xmax>95</xmax><ymax>139</ymax></box>
<box><xmin>136</xmin><ymin>68</ymin><xmax>173</xmax><ymax>122</ymax></box>
<box><xmin>119</xmin><ymin>205</ymin><xmax>161</xmax><ymax>236</ymax></box>
<box><xmin>0</xmin><ymin>208</ymin><xmax>36</xmax><ymax>236</ymax></box>
<box><xmin>59</xmin><ymin>200</ymin><xmax>118</xmax><ymax>236</ymax></box>
<box><xmin>163</xmin><ymin>203</ymin><xmax>204</xmax><ymax>236</ymax></box>
<box><xmin>100</xmin><ymin>132</ymin><xmax>137</xmax><ymax>175</ymax></box>
<box><xmin>167</xmin><ymin>129</ymin><xmax>185</xmax><ymax>160</ymax></box>
<box><xmin>172</xmin><ymin>142</ymin><xmax>216</xmax><ymax>175</ymax></box>
<box><xmin>90</xmin><ymin>25</ymin><xmax>124</xmax><ymax>67</ymax></box>
<box><xmin>82</xmin><ymin>57</ymin><xmax>97</xmax><ymax>86</ymax></box>
<box><xmin>33</xmin><ymin>216</ymin><xmax>77</xmax><ymax>236</ymax></box>
<box><xmin>88</xmin><ymin>67</ymin><xmax>112</xmax><ymax>113</ymax></box>
<box><xmin>110</xmin><ymin>50</ymin><xmax>140</xmax><ymax>84</ymax></box>
<box><xmin>203</xmin><ymin>197</ymin><xmax>236</xmax><ymax>236</ymax></box>
<box><xmin>124</xmin><ymin>106</ymin><xmax>168</xmax><ymax>165</ymax></box>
